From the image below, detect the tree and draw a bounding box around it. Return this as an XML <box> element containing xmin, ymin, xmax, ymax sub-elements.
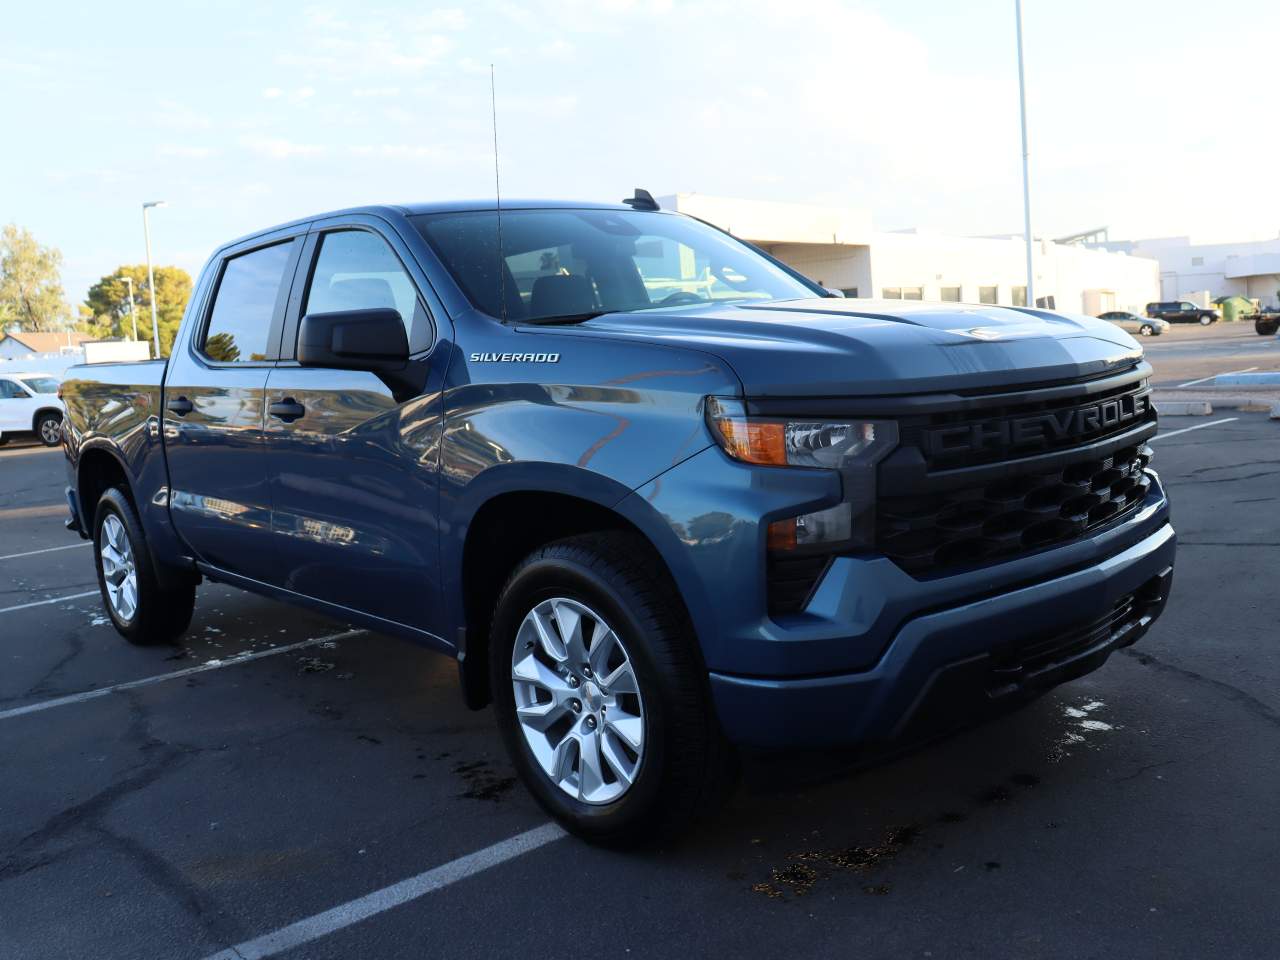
<box><xmin>0</xmin><ymin>224</ymin><xmax>71</xmax><ymax>331</ymax></box>
<box><xmin>84</xmin><ymin>264</ymin><xmax>192</xmax><ymax>356</ymax></box>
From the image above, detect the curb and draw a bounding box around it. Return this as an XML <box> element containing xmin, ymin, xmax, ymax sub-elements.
<box><xmin>1156</xmin><ymin>400</ymin><xmax>1213</xmax><ymax>416</ymax></box>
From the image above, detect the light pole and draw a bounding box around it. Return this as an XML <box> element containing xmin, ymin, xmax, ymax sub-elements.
<box><xmin>119</xmin><ymin>275</ymin><xmax>139</xmax><ymax>341</ymax></box>
<box><xmin>1015</xmin><ymin>0</ymin><xmax>1034</xmax><ymax>307</ymax></box>
<box><xmin>142</xmin><ymin>201</ymin><xmax>166</xmax><ymax>356</ymax></box>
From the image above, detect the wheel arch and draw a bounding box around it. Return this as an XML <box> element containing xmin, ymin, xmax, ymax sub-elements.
<box><xmin>31</xmin><ymin>406</ymin><xmax>63</xmax><ymax>432</ymax></box>
<box><xmin>452</xmin><ymin>471</ymin><xmax>699</xmax><ymax>710</ymax></box>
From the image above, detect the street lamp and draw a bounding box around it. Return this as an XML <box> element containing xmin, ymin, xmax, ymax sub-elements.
<box><xmin>118</xmin><ymin>275</ymin><xmax>139</xmax><ymax>341</ymax></box>
<box><xmin>142</xmin><ymin>201</ymin><xmax>166</xmax><ymax>357</ymax></box>
<box><xmin>1014</xmin><ymin>0</ymin><xmax>1034</xmax><ymax>307</ymax></box>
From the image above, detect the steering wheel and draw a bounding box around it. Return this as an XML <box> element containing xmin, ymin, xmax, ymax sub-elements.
<box><xmin>656</xmin><ymin>291</ymin><xmax>705</xmax><ymax>307</ymax></box>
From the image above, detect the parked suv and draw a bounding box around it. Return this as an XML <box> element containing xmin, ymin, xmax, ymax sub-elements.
<box><xmin>0</xmin><ymin>371</ymin><xmax>63</xmax><ymax>446</ymax></box>
<box><xmin>59</xmin><ymin>196</ymin><xmax>1176</xmax><ymax>843</ymax></box>
<box><xmin>1145</xmin><ymin>301</ymin><xmax>1219</xmax><ymax>325</ymax></box>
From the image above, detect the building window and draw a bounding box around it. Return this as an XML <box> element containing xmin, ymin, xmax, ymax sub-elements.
<box><xmin>882</xmin><ymin>287</ymin><xmax>902</xmax><ymax>299</ymax></box>
<box><xmin>1012</xmin><ymin>286</ymin><xmax>1027</xmax><ymax>306</ymax></box>
<box><xmin>840</xmin><ymin>287</ymin><xmax>859</xmax><ymax>298</ymax></box>
<box><xmin>1191</xmin><ymin>256</ymin><xmax>1204</xmax><ymax>266</ymax></box>
<box><xmin>940</xmin><ymin>286</ymin><xmax>961</xmax><ymax>302</ymax></box>
<box><xmin>902</xmin><ymin>287</ymin><xmax>923</xmax><ymax>300</ymax></box>
<box><xmin>979</xmin><ymin>285</ymin><xmax>998</xmax><ymax>304</ymax></box>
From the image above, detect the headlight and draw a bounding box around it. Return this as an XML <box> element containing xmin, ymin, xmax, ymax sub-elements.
<box><xmin>705</xmin><ymin>397</ymin><xmax>897</xmax><ymax>469</ymax></box>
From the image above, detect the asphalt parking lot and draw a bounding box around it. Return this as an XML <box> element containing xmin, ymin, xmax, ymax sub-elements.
<box><xmin>1141</xmin><ymin>321</ymin><xmax>1279</xmax><ymax>387</ymax></box>
<box><xmin>3</xmin><ymin>350</ymin><xmax>1278</xmax><ymax>958</ymax></box>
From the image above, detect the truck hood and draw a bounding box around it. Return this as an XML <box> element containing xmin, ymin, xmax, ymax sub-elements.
<box><xmin>567</xmin><ymin>298</ymin><xmax>1143</xmax><ymax>397</ymax></box>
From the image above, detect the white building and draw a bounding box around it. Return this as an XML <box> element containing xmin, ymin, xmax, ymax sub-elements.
<box><xmin>660</xmin><ymin>194</ymin><xmax>1161</xmax><ymax>316</ymax></box>
<box><xmin>1089</xmin><ymin>235</ymin><xmax>1280</xmax><ymax>308</ymax></box>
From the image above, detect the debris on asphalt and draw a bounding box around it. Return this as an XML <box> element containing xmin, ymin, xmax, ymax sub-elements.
<box><xmin>753</xmin><ymin>824</ymin><xmax>923</xmax><ymax>899</ymax></box>
<box><xmin>298</xmin><ymin>657</ymin><xmax>335</xmax><ymax>674</ymax></box>
<box><xmin>452</xmin><ymin>759</ymin><xmax>517</xmax><ymax>801</ymax></box>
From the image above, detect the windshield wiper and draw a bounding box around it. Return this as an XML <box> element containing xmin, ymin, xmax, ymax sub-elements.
<box><xmin>521</xmin><ymin>311</ymin><xmax>610</xmax><ymax>325</ymax></box>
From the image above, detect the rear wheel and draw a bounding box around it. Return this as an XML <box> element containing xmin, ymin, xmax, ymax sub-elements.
<box><xmin>36</xmin><ymin>412</ymin><xmax>62</xmax><ymax>446</ymax></box>
<box><xmin>93</xmin><ymin>487</ymin><xmax>195</xmax><ymax>645</ymax></box>
<box><xmin>490</xmin><ymin>532</ymin><xmax>735</xmax><ymax>845</ymax></box>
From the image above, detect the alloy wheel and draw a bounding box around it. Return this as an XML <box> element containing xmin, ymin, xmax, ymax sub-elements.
<box><xmin>100</xmin><ymin>514</ymin><xmax>138</xmax><ymax>622</ymax></box>
<box><xmin>511</xmin><ymin>597</ymin><xmax>645</xmax><ymax>804</ymax></box>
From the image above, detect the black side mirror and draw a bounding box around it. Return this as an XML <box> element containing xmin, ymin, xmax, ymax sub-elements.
<box><xmin>297</xmin><ymin>308</ymin><xmax>427</xmax><ymax>401</ymax></box>
<box><xmin>298</xmin><ymin>308</ymin><xmax>409</xmax><ymax>371</ymax></box>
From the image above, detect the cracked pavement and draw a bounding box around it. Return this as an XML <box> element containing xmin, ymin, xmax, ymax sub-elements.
<box><xmin>1</xmin><ymin>408</ymin><xmax>1277</xmax><ymax>960</ymax></box>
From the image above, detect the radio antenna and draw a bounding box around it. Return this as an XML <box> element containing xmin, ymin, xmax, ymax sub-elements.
<box><xmin>490</xmin><ymin>63</ymin><xmax>507</xmax><ymax>323</ymax></box>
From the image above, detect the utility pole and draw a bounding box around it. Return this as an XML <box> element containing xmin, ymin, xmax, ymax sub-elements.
<box><xmin>1015</xmin><ymin>0</ymin><xmax>1035</xmax><ymax>307</ymax></box>
<box><xmin>142</xmin><ymin>201</ymin><xmax>166</xmax><ymax>356</ymax></box>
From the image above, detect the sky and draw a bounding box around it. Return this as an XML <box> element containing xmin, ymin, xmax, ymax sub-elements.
<box><xmin>2</xmin><ymin>0</ymin><xmax>1278</xmax><ymax>305</ymax></box>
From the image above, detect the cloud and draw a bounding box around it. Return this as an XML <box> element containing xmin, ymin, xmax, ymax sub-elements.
<box><xmin>239</xmin><ymin>136</ymin><xmax>326</xmax><ymax>159</ymax></box>
<box><xmin>152</xmin><ymin>99</ymin><xmax>212</xmax><ymax>131</ymax></box>
<box><xmin>348</xmin><ymin>144</ymin><xmax>447</xmax><ymax>160</ymax></box>
<box><xmin>159</xmin><ymin>145</ymin><xmax>216</xmax><ymax>159</ymax></box>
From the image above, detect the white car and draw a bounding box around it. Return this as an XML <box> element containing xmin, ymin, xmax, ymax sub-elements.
<box><xmin>0</xmin><ymin>371</ymin><xmax>64</xmax><ymax>446</ymax></box>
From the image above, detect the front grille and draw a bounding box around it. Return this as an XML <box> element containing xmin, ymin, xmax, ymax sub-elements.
<box><xmin>878</xmin><ymin>440</ymin><xmax>1153</xmax><ymax>576</ymax></box>
<box><xmin>767</xmin><ymin>553</ymin><xmax>830</xmax><ymax>616</ymax></box>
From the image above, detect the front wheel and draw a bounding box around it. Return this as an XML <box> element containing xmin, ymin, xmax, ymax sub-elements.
<box><xmin>1139</xmin><ymin>324</ymin><xmax>1154</xmax><ymax>336</ymax></box>
<box><xmin>490</xmin><ymin>532</ymin><xmax>735</xmax><ymax>845</ymax></box>
<box><xmin>1199</xmin><ymin>315</ymin><xmax>1213</xmax><ymax>325</ymax></box>
<box><xmin>93</xmin><ymin>487</ymin><xmax>195</xmax><ymax>645</ymax></box>
<box><xmin>36</xmin><ymin>412</ymin><xmax>62</xmax><ymax>446</ymax></box>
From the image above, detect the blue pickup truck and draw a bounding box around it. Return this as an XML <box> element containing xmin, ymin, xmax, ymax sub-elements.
<box><xmin>60</xmin><ymin>195</ymin><xmax>1175</xmax><ymax>843</ymax></box>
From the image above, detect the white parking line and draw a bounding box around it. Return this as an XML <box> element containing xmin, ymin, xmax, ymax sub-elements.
<box><xmin>0</xmin><ymin>542</ymin><xmax>91</xmax><ymax>562</ymax></box>
<box><xmin>1150</xmin><ymin>417</ymin><xmax>1239</xmax><ymax>442</ymax></box>
<box><xmin>0</xmin><ymin>628</ymin><xmax>366</xmax><ymax>722</ymax></box>
<box><xmin>1177</xmin><ymin>367</ymin><xmax>1256</xmax><ymax>388</ymax></box>
<box><xmin>200</xmin><ymin>822</ymin><xmax>566</xmax><ymax>960</ymax></box>
<box><xmin>0</xmin><ymin>589</ymin><xmax>99</xmax><ymax>614</ymax></box>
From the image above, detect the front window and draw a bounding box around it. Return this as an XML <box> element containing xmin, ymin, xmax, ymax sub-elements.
<box><xmin>18</xmin><ymin>377</ymin><xmax>58</xmax><ymax>394</ymax></box>
<box><xmin>413</xmin><ymin>209</ymin><xmax>816</xmax><ymax>323</ymax></box>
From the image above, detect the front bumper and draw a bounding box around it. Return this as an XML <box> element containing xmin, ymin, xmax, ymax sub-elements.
<box><xmin>709</xmin><ymin>520</ymin><xmax>1174</xmax><ymax>749</ymax></box>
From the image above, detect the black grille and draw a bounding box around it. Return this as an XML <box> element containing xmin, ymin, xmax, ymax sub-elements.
<box><xmin>878</xmin><ymin>442</ymin><xmax>1152</xmax><ymax>576</ymax></box>
<box><xmin>767</xmin><ymin>553</ymin><xmax>830</xmax><ymax>616</ymax></box>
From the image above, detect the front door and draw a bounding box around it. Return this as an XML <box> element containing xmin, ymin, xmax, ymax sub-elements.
<box><xmin>261</xmin><ymin>223</ymin><xmax>448</xmax><ymax>631</ymax></box>
<box><xmin>163</xmin><ymin>234</ymin><xmax>301</xmax><ymax>582</ymax></box>
<box><xmin>0</xmin><ymin>378</ymin><xmax>33</xmax><ymax>436</ymax></box>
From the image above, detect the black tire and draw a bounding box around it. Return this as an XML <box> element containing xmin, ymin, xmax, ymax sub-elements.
<box><xmin>1139</xmin><ymin>324</ymin><xmax>1154</xmax><ymax>336</ymax></box>
<box><xmin>36</xmin><ymin>411</ymin><xmax>62</xmax><ymax>446</ymax></box>
<box><xmin>93</xmin><ymin>486</ymin><xmax>195</xmax><ymax>645</ymax></box>
<box><xmin>1199</xmin><ymin>315</ymin><xmax>1212</xmax><ymax>326</ymax></box>
<box><xmin>490</xmin><ymin>531</ymin><xmax>735</xmax><ymax>845</ymax></box>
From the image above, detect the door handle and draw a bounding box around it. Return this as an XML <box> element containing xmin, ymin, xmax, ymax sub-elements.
<box><xmin>166</xmin><ymin>396</ymin><xmax>193</xmax><ymax>416</ymax></box>
<box><xmin>268</xmin><ymin>398</ymin><xmax>306</xmax><ymax>423</ymax></box>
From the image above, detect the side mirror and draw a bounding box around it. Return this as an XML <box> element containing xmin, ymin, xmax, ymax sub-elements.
<box><xmin>822</xmin><ymin>287</ymin><xmax>846</xmax><ymax>298</ymax></box>
<box><xmin>298</xmin><ymin>308</ymin><xmax>409</xmax><ymax>372</ymax></box>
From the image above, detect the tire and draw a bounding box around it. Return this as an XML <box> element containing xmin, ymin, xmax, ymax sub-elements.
<box><xmin>1139</xmin><ymin>324</ymin><xmax>1154</xmax><ymax>336</ymax></box>
<box><xmin>36</xmin><ymin>412</ymin><xmax>62</xmax><ymax>446</ymax></box>
<box><xmin>1199</xmin><ymin>315</ymin><xmax>1212</xmax><ymax>325</ymax></box>
<box><xmin>93</xmin><ymin>486</ymin><xmax>195</xmax><ymax>645</ymax></box>
<box><xmin>490</xmin><ymin>531</ymin><xmax>735</xmax><ymax>845</ymax></box>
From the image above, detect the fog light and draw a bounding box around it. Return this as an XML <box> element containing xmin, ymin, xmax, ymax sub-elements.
<box><xmin>767</xmin><ymin>502</ymin><xmax>852</xmax><ymax>551</ymax></box>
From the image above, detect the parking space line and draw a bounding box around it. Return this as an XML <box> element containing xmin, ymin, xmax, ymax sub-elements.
<box><xmin>1150</xmin><ymin>417</ymin><xmax>1238</xmax><ymax>442</ymax></box>
<box><xmin>1177</xmin><ymin>367</ymin><xmax>1256</xmax><ymax>388</ymax></box>
<box><xmin>200</xmin><ymin>822</ymin><xmax>566</xmax><ymax>960</ymax></box>
<box><xmin>0</xmin><ymin>589</ymin><xmax>99</xmax><ymax>614</ymax></box>
<box><xmin>0</xmin><ymin>628</ymin><xmax>366</xmax><ymax>722</ymax></box>
<box><xmin>0</xmin><ymin>542</ymin><xmax>91</xmax><ymax>562</ymax></box>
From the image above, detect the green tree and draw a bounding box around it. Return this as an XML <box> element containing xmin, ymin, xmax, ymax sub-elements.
<box><xmin>0</xmin><ymin>224</ymin><xmax>71</xmax><ymax>331</ymax></box>
<box><xmin>84</xmin><ymin>264</ymin><xmax>192</xmax><ymax>356</ymax></box>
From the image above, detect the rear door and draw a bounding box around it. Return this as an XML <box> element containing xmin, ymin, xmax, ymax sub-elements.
<box><xmin>261</xmin><ymin>217</ymin><xmax>450</xmax><ymax>631</ymax></box>
<box><xmin>163</xmin><ymin>232</ymin><xmax>303</xmax><ymax>581</ymax></box>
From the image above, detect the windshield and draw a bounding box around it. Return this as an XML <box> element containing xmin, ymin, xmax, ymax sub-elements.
<box><xmin>19</xmin><ymin>377</ymin><xmax>59</xmax><ymax>394</ymax></box>
<box><xmin>413</xmin><ymin>208</ymin><xmax>817</xmax><ymax>323</ymax></box>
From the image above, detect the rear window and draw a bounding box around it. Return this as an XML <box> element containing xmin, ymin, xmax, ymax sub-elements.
<box><xmin>18</xmin><ymin>377</ymin><xmax>59</xmax><ymax>394</ymax></box>
<box><xmin>203</xmin><ymin>242</ymin><xmax>294</xmax><ymax>362</ymax></box>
